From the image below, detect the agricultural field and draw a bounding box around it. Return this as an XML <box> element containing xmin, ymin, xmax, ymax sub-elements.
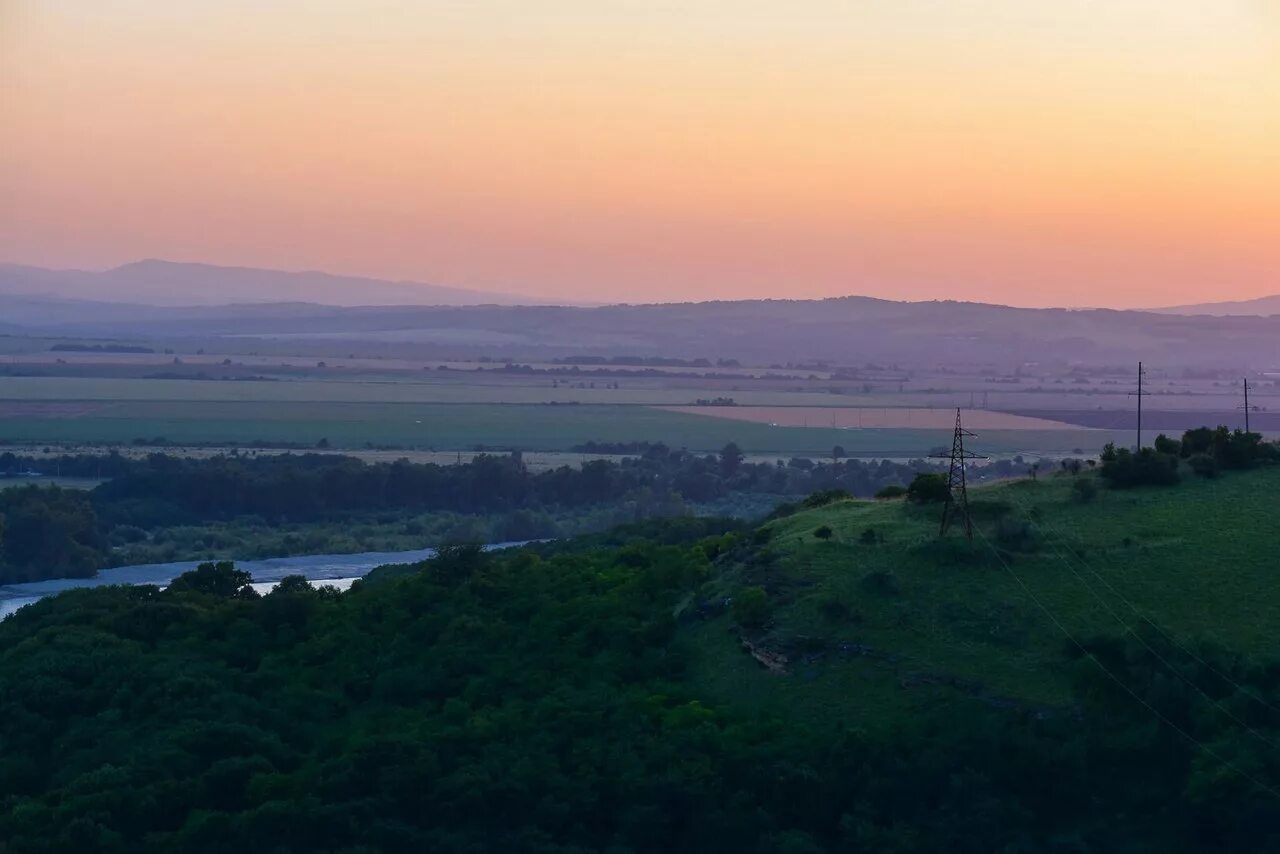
<box><xmin>0</xmin><ymin>352</ymin><xmax>1263</xmax><ymax>460</ymax></box>
<box><xmin>659</xmin><ymin>405</ymin><xmax>1084</xmax><ymax>430</ymax></box>
<box><xmin>0</xmin><ymin>399</ymin><xmax>1125</xmax><ymax>457</ymax></box>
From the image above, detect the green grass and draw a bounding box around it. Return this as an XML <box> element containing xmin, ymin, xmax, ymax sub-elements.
<box><xmin>0</xmin><ymin>398</ymin><xmax>1119</xmax><ymax>455</ymax></box>
<box><xmin>685</xmin><ymin>466</ymin><xmax>1280</xmax><ymax>731</ymax></box>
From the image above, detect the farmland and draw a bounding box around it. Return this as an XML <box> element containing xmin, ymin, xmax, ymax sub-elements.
<box><xmin>0</xmin><ymin>399</ymin><xmax>1124</xmax><ymax>457</ymax></box>
<box><xmin>0</xmin><ymin>352</ymin><xmax>1264</xmax><ymax>460</ymax></box>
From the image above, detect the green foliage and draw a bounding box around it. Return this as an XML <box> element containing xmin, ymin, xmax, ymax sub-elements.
<box><xmin>906</xmin><ymin>473</ymin><xmax>950</xmax><ymax>504</ymax></box>
<box><xmin>801</xmin><ymin>489</ymin><xmax>852</xmax><ymax>509</ymax></box>
<box><xmin>3</xmin><ymin>469</ymin><xmax>1280</xmax><ymax>850</ymax></box>
<box><xmin>1099</xmin><ymin>446</ymin><xmax>1180</xmax><ymax>488</ymax></box>
<box><xmin>166</xmin><ymin>561</ymin><xmax>257</xmax><ymax>598</ymax></box>
<box><xmin>995</xmin><ymin>515</ymin><xmax>1042</xmax><ymax>553</ymax></box>
<box><xmin>874</xmin><ymin>484</ymin><xmax>907</xmax><ymax>499</ymax></box>
<box><xmin>813</xmin><ymin>525</ymin><xmax>834</xmax><ymax>541</ymax></box>
<box><xmin>0</xmin><ymin>485</ymin><xmax>106</xmax><ymax>582</ymax></box>
<box><xmin>732</xmin><ymin>585</ymin><xmax>770</xmax><ymax>628</ymax></box>
<box><xmin>1071</xmin><ymin>477</ymin><xmax>1098</xmax><ymax>502</ymax></box>
<box><xmin>1188</xmin><ymin>453</ymin><xmax>1220</xmax><ymax>479</ymax></box>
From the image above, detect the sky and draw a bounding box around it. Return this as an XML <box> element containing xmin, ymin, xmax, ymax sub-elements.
<box><xmin>2</xmin><ymin>1</ymin><xmax>1278</xmax><ymax>307</ymax></box>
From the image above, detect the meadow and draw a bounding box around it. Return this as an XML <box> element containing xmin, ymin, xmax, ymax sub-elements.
<box><xmin>687</xmin><ymin>465</ymin><xmax>1280</xmax><ymax>729</ymax></box>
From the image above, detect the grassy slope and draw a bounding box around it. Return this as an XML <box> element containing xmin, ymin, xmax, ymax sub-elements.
<box><xmin>685</xmin><ymin>466</ymin><xmax>1280</xmax><ymax>731</ymax></box>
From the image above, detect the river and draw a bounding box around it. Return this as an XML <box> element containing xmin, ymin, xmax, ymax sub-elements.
<box><xmin>0</xmin><ymin>543</ymin><xmax>527</xmax><ymax>620</ymax></box>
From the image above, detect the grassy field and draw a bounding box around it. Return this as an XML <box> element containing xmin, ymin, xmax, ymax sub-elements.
<box><xmin>685</xmin><ymin>465</ymin><xmax>1280</xmax><ymax>731</ymax></box>
<box><xmin>0</xmin><ymin>399</ymin><xmax>1123</xmax><ymax>456</ymax></box>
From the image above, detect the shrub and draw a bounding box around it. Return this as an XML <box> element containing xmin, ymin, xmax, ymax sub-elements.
<box><xmin>1071</xmin><ymin>478</ymin><xmax>1097</xmax><ymax>503</ymax></box>
<box><xmin>860</xmin><ymin>570</ymin><xmax>900</xmax><ymax>596</ymax></box>
<box><xmin>1099</xmin><ymin>447</ymin><xmax>1179</xmax><ymax>489</ymax></box>
<box><xmin>907</xmin><ymin>473</ymin><xmax>950</xmax><ymax>504</ymax></box>
<box><xmin>813</xmin><ymin>525</ymin><xmax>834</xmax><ymax>541</ymax></box>
<box><xmin>1188</xmin><ymin>453</ymin><xmax>1219</xmax><ymax>479</ymax></box>
<box><xmin>802</xmin><ymin>489</ymin><xmax>852</xmax><ymax>509</ymax></box>
<box><xmin>859</xmin><ymin>527</ymin><xmax>880</xmax><ymax>545</ymax></box>
<box><xmin>732</xmin><ymin>586</ymin><xmax>770</xmax><ymax>628</ymax></box>
<box><xmin>874</xmin><ymin>484</ymin><xmax>907</xmax><ymax>500</ymax></box>
<box><xmin>995</xmin><ymin>516</ymin><xmax>1041</xmax><ymax>553</ymax></box>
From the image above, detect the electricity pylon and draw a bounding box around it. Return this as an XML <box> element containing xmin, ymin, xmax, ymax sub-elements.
<box><xmin>930</xmin><ymin>409</ymin><xmax>988</xmax><ymax>542</ymax></box>
<box><xmin>1239</xmin><ymin>377</ymin><xmax>1252</xmax><ymax>433</ymax></box>
<box><xmin>1128</xmin><ymin>361</ymin><xmax>1151</xmax><ymax>449</ymax></box>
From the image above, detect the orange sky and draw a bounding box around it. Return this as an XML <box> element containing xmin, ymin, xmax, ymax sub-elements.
<box><xmin>2</xmin><ymin>1</ymin><xmax>1278</xmax><ymax>307</ymax></box>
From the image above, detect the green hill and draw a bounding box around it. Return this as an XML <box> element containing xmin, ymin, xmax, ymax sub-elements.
<box><xmin>685</xmin><ymin>466</ymin><xmax>1280</xmax><ymax>730</ymax></box>
<box><xmin>2</xmin><ymin>465</ymin><xmax>1280</xmax><ymax>851</ymax></box>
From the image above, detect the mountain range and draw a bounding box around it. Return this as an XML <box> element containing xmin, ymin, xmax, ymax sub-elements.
<box><xmin>0</xmin><ymin>260</ymin><xmax>549</xmax><ymax>308</ymax></box>
<box><xmin>3</xmin><ymin>260</ymin><xmax>1279</xmax><ymax>368</ymax></box>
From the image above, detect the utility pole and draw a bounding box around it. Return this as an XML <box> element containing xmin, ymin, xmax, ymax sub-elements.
<box><xmin>1128</xmin><ymin>362</ymin><xmax>1150</xmax><ymax>450</ymax></box>
<box><xmin>1240</xmin><ymin>377</ymin><xmax>1251</xmax><ymax>433</ymax></box>
<box><xmin>930</xmin><ymin>409</ymin><xmax>988</xmax><ymax>542</ymax></box>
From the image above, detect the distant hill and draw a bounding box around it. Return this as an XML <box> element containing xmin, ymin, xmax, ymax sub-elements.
<box><xmin>0</xmin><ymin>259</ymin><xmax>552</xmax><ymax>307</ymax></box>
<box><xmin>11</xmin><ymin>294</ymin><xmax>1280</xmax><ymax>368</ymax></box>
<box><xmin>1152</xmin><ymin>294</ymin><xmax>1280</xmax><ymax>316</ymax></box>
<box><xmin>4</xmin><ymin>270</ymin><xmax>1280</xmax><ymax>367</ymax></box>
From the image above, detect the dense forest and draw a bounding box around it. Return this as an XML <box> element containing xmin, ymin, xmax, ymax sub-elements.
<box><xmin>0</xmin><ymin>446</ymin><xmax>1028</xmax><ymax>582</ymax></box>
<box><xmin>1</xmin><ymin>517</ymin><xmax>1278</xmax><ymax>852</ymax></box>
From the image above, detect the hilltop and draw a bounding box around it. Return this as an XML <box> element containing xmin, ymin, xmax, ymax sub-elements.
<box><xmin>0</xmin><ymin>260</ymin><xmax>551</xmax><ymax>308</ymax></box>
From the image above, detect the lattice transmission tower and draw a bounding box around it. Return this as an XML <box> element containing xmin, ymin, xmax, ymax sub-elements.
<box><xmin>1128</xmin><ymin>361</ymin><xmax>1151</xmax><ymax>450</ymax></box>
<box><xmin>930</xmin><ymin>408</ymin><xmax>988</xmax><ymax>542</ymax></box>
<box><xmin>1239</xmin><ymin>377</ymin><xmax>1252</xmax><ymax>433</ymax></box>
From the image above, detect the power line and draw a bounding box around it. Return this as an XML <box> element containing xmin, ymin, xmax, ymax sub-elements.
<box><xmin>999</xmin><ymin>486</ymin><xmax>1280</xmax><ymax>749</ymax></box>
<box><xmin>969</xmin><ymin>522</ymin><xmax>1280</xmax><ymax>801</ymax></box>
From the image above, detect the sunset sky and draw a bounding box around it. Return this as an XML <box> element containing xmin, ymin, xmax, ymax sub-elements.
<box><xmin>3</xmin><ymin>1</ymin><xmax>1278</xmax><ymax>307</ymax></box>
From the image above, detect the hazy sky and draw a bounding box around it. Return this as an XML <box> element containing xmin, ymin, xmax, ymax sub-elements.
<box><xmin>3</xmin><ymin>1</ymin><xmax>1277</xmax><ymax>306</ymax></box>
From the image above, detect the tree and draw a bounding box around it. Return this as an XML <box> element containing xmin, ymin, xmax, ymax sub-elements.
<box><xmin>719</xmin><ymin>442</ymin><xmax>744</xmax><ymax>477</ymax></box>
<box><xmin>907</xmin><ymin>473</ymin><xmax>950</xmax><ymax>504</ymax></box>
<box><xmin>813</xmin><ymin>525</ymin><xmax>834</xmax><ymax>542</ymax></box>
<box><xmin>832</xmin><ymin>445</ymin><xmax>845</xmax><ymax>464</ymax></box>
<box><xmin>168</xmin><ymin>561</ymin><xmax>257</xmax><ymax>598</ymax></box>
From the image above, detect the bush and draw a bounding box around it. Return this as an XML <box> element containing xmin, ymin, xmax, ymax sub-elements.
<box><xmin>1188</xmin><ymin>453</ymin><xmax>1219</xmax><ymax>479</ymax></box>
<box><xmin>874</xmin><ymin>484</ymin><xmax>907</xmax><ymax>500</ymax></box>
<box><xmin>859</xmin><ymin>527</ymin><xmax>880</xmax><ymax>545</ymax></box>
<box><xmin>802</xmin><ymin>489</ymin><xmax>852</xmax><ymax>509</ymax></box>
<box><xmin>995</xmin><ymin>516</ymin><xmax>1041</xmax><ymax>553</ymax></box>
<box><xmin>907</xmin><ymin>473</ymin><xmax>950</xmax><ymax>504</ymax></box>
<box><xmin>813</xmin><ymin>525</ymin><xmax>834</xmax><ymax>541</ymax></box>
<box><xmin>1099</xmin><ymin>447</ymin><xmax>1179</xmax><ymax>489</ymax></box>
<box><xmin>732</xmin><ymin>586</ymin><xmax>770</xmax><ymax>628</ymax></box>
<box><xmin>1071</xmin><ymin>478</ymin><xmax>1098</xmax><ymax>503</ymax></box>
